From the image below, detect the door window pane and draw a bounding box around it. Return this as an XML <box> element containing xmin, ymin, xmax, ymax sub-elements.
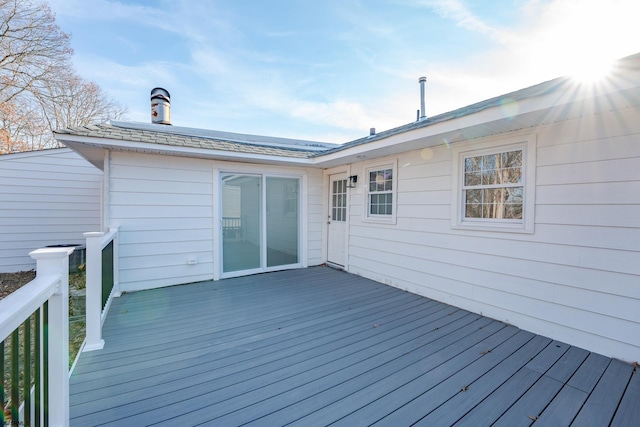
<box><xmin>222</xmin><ymin>174</ymin><xmax>261</xmax><ymax>273</ymax></box>
<box><xmin>331</xmin><ymin>179</ymin><xmax>347</xmax><ymax>222</ymax></box>
<box><xmin>266</xmin><ymin>177</ymin><xmax>299</xmax><ymax>267</ymax></box>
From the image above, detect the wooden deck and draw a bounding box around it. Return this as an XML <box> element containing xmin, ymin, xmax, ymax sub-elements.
<box><xmin>70</xmin><ymin>267</ymin><xmax>639</xmax><ymax>426</ymax></box>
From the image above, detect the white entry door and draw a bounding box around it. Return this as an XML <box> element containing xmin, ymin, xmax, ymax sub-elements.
<box><xmin>327</xmin><ymin>173</ymin><xmax>348</xmax><ymax>266</ymax></box>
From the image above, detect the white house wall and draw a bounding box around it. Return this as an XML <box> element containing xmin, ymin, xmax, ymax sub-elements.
<box><xmin>108</xmin><ymin>152</ymin><xmax>214</xmax><ymax>292</ymax></box>
<box><xmin>344</xmin><ymin>107</ymin><xmax>640</xmax><ymax>363</ymax></box>
<box><xmin>108</xmin><ymin>152</ymin><xmax>324</xmax><ymax>292</ymax></box>
<box><xmin>0</xmin><ymin>148</ymin><xmax>101</xmax><ymax>273</ymax></box>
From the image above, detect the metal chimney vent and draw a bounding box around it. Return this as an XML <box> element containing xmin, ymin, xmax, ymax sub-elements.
<box><xmin>418</xmin><ymin>77</ymin><xmax>427</xmax><ymax>121</ymax></box>
<box><xmin>151</xmin><ymin>87</ymin><xmax>171</xmax><ymax>125</ymax></box>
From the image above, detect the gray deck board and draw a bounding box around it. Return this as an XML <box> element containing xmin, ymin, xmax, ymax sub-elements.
<box><xmin>490</xmin><ymin>342</ymin><xmax>588</xmax><ymax>427</ymax></box>
<box><xmin>74</xmin><ymin>298</ymin><xmax>456</xmax><ymax>421</ymax></box>
<box><xmin>544</xmin><ymin>346</ymin><xmax>589</xmax><ymax>383</ymax></box>
<box><xmin>572</xmin><ymin>359</ymin><xmax>634</xmax><ymax>426</ymax></box>
<box><xmin>208</xmin><ymin>317</ymin><xmax>499</xmax><ymax>426</ymax></box>
<box><xmin>285</xmin><ymin>323</ymin><xmax>515</xmax><ymax>427</ymax></box>
<box><xmin>533</xmin><ymin>384</ymin><xmax>588</xmax><ymax>427</ymax></box>
<box><xmin>71</xmin><ymin>297</ymin><xmax>433</xmax><ymax>410</ymax></box>
<box><xmin>68</xmin><ymin>266</ymin><xmax>638</xmax><ymax>427</ymax></box>
<box><xmin>365</xmin><ymin>331</ymin><xmax>539</xmax><ymax>426</ymax></box>
<box><xmin>529</xmin><ymin>351</ymin><xmax>615</xmax><ymax>426</ymax></box>
<box><xmin>566</xmin><ymin>352</ymin><xmax>610</xmax><ymax>392</ymax></box>
<box><xmin>115</xmin><ymin>308</ymin><xmax>479</xmax><ymax>425</ymax></box>
<box><xmin>611</xmin><ymin>363</ymin><xmax>640</xmax><ymax>427</ymax></box>
<box><xmin>72</xmin><ymin>288</ymin><xmax>416</xmax><ymax>383</ymax></box>
<box><xmin>452</xmin><ymin>341</ymin><xmax>572</xmax><ymax>426</ymax></box>
<box><xmin>72</xmin><ymin>292</ymin><xmax>430</xmax><ymax>399</ymax></box>
<box><xmin>413</xmin><ymin>335</ymin><xmax>552</xmax><ymax>426</ymax></box>
<box><xmin>159</xmin><ymin>314</ymin><xmax>490</xmax><ymax>426</ymax></box>
<box><xmin>455</xmin><ymin>368</ymin><xmax>545</xmax><ymax>426</ymax></box>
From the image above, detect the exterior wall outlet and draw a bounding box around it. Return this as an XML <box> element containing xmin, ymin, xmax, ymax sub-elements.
<box><xmin>188</xmin><ymin>259</ymin><xmax>197</xmax><ymax>265</ymax></box>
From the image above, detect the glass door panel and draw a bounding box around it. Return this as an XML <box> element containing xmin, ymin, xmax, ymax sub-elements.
<box><xmin>266</xmin><ymin>177</ymin><xmax>299</xmax><ymax>267</ymax></box>
<box><xmin>221</xmin><ymin>174</ymin><xmax>261</xmax><ymax>273</ymax></box>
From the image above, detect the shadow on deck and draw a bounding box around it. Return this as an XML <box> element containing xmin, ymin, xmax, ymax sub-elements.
<box><xmin>70</xmin><ymin>267</ymin><xmax>639</xmax><ymax>426</ymax></box>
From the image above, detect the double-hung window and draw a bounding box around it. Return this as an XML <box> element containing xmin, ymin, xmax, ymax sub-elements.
<box><xmin>452</xmin><ymin>135</ymin><xmax>536</xmax><ymax>233</ymax></box>
<box><xmin>463</xmin><ymin>149</ymin><xmax>523</xmax><ymax>221</ymax></box>
<box><xmin>365</xmin><ymin>160</ymin><xmax>397</xmax><ymax>223</ymax></box>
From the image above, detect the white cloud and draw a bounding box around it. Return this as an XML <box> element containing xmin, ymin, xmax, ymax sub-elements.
<box><xmin>419</xmin><ymin>0</ymin><xmax>516</xmax><ymax>44</ymax></box>
<box><xmin>401</xmin><ymin>0</ymin><xmax>640</xmax><ymax>118</ymax></box>
<box><xmin>49</xmin><ymin>0</ymin><xmax>170</xmax><ymax>28</ymax></box>
<box><xmin>48</xmin><ymin>0</ymin><xmax>640</xmax><ymax>142</ymax></box>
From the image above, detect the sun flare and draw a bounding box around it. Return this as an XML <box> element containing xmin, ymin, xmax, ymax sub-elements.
<box><xmin>522</xmin><ymin>0</ymin><xmax>637</xmax><ymax>86</ymax></box>
<box><xmin>568</xmin><ymin>57</ymin><xmax>614</xmax><ymax>84</ymax></box>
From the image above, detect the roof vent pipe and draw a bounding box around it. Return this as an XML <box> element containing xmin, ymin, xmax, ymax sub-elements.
<box><xmin>151</xmin><ymin>87</ymin><xmax>171</xmax><ymax>125</ymax></box>
<box><xmin>370</xmin><ymin>127</ymin><xmax>376</xmax><ymax>136</ymax></box>
<box><xmin>419</xmin><ymin>76</ymin><xmax>427</xmax><ymax>121</ymax></box>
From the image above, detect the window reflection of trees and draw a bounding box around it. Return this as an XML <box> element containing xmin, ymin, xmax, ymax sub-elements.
<box><xmin>463</xmin><ymin>150</ymin><xmax>523</xmax><ymax>220</ymax></box>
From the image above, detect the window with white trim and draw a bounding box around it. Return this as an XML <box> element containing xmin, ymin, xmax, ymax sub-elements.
<box><xmin>364</xmin><ymin>161</ymin><xmax>397</xmax><ymax>222</ymax></box>
<box><xmin>463</xmin><ymin>149</ymin><xmax>523</xmax><ymax>221</ymax></box>
<box><xmin>451</xmin><ymin>135</ymin><xmax>536</xmax><ymax>233</ymax></box>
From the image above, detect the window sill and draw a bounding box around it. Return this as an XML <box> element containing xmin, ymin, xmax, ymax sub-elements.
<box><xmin>362</xmin><ymin>216</ymin><xmax>397</xmax><ymax>225</ymax></box>
<box><xmin>451</xmin><ymin>221</ymin><xmax>534</xmax><ymax>234</ymax></box>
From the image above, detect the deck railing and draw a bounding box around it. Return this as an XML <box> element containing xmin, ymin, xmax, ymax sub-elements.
<box><xmin>222</xmin><ymin>217</ymin><xmax>242</xmax><ymax>240</ymax></box>
<box><xmin>0</xmin><ymin>248</ymin><xmax>72</xmax><ymax>427</ymax></box>
<box><xmin>83</xmin><ymin>228</ymin><xmax>120</xmax><ymax>352</ymax></box>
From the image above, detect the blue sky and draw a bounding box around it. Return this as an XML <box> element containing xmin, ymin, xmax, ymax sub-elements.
<box><xmin>48</xmin><ymin>0</ymin><xmax>640</xmax><ymax>143</ymax></box>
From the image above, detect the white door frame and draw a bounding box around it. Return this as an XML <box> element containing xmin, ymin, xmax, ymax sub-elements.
<box><xmin>213</xmin><ymin>165</ymin><xmax>308</xmax><ymax>280</ymax></box>
<box><xmin>325</xmin><ymin>168</ymin><xmax>351</xmax><ymax>268</ymax></box>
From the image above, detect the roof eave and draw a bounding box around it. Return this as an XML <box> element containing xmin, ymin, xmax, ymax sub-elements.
<box><xmin>312</xmin><ymin>78</ymin><xmax>640</xmax><ymax>168</ymax></box>
<box><xmin>55</xmin><ymin>134</ymin><xmax>316</xmax><ymax>168</ymax></box>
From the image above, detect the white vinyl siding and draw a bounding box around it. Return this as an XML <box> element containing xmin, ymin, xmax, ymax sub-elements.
<box><xmin>109</xmin><ymin>152</ymin><xmax>214</xmax><ymax>291</ymax></box>
<box><xmin>0</xmin><ymin>148</ymin><xmax>101</xmax><ymax>272</ymax></box>
<box><xmin>345</xmin><ymin>107</ymin><xmax>640</xmax><ymax>363</ymax></box>
<box><xmin>306</xmin><ymin>168</ymin><xmax>324</xmax><ymax>265</ymax></box>
<box><xmin>109</xmin><ymin>152</ymin><xmax>323</xmax><ymax>292</ymax></box>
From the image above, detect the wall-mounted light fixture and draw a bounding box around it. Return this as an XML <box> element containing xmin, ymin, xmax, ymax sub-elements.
<box><xmin>347</xmin><ymin>175</ymin><xmax>358</xmax><ymax>188</ymax></box>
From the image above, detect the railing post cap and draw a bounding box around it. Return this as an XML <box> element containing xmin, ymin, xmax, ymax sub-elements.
<box><xmin>29</xmin><ymin>247</ymin><xmax>74</xmax><ymax>260</ymax></box>
<box><xmin>84</xmin><ymin>231</ymin><xmax>106</xmax><ymax>237</ymax></box>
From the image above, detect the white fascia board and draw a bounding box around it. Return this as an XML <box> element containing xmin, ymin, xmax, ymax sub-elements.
<box><xmin>311</xmin><ymin>107</ymin><xmax>528</xmax><ymax>167</ymax></box>
<box><xmin>56</xmin><ymin>134</ymin><xmax>316</xmax><ymax>167</ymax></box>
<box><xmin>312</xmin><ymin>80</ymin><xmax>640</xmax><ymax>168</ymax></box>
<box><xmin>0</xmin><ymin>147</ymin><xmax>72</xmax><ymax>160</ymax></box>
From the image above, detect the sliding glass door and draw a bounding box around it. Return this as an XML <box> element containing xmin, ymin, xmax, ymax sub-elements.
<box><xmin>221</xmin><ymin>173</ymin><xmax>300</xmax><ymax>275</ymax></box>
<box><xmin>221</xmin><ymin>174</ymin><xmax>261</xmax><ymax>273</ymax></box>
<box><xmin>266</xmin><ymin>177</ymin><xmax>299</xmax><ymax>267</ymax></box>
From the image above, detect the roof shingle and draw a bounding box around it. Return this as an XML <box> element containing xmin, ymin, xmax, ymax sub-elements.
<box><xmin>55</xmin><ymin>123</ymin><xmax>319</xmax><ymax>159</ymax></box>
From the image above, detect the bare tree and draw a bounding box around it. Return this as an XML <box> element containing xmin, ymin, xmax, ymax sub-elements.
<box><xmin>0</xmin><ymin>0</ymin><xmax>126</xmax><ymax>153</ymax></box>
<box><xmin>0</xmin><ymin>0</ymin><xmax>70</xmax><ymax>104</ymax></box>
<box><xmin>0</xmin><ymin>97</ymin><xmax>48</xmax><ymax>152</ymax></box>
<box><xmin>32</xmin><ymin>71</ymin><xmax>126</xmax><ymax>132</ymax></box>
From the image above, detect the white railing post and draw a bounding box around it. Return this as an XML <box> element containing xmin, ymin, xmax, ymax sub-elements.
<box><xmin>83</xmin><ymin>232</ymin><xmax>105</xmax><ymax>351</ymax></box>
<box><xmin>29</xmin><ymin>247</ymin><xmax>72</xmax><ymax>427</ymax></box>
